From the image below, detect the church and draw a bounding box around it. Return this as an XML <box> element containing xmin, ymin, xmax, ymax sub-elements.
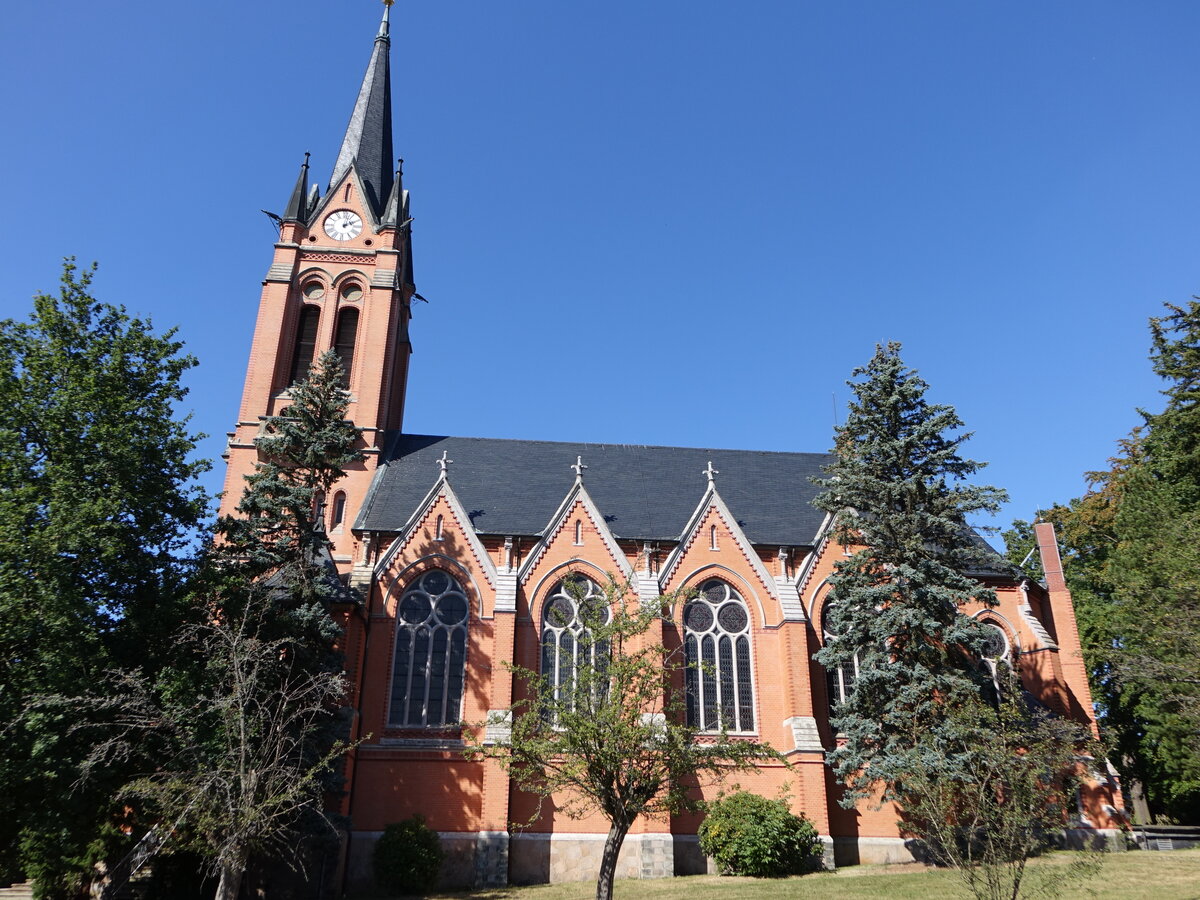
<box><xmin>218</xmin><ymin>6</ymin><xmax>1124</xmax><ymax>890</ymax></box>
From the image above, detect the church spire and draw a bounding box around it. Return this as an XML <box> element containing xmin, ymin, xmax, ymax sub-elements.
<box><xmin>329</xmin><ymin>2</ymin><xmax>394</xmax><ymax>218</ymax></box>
<box><xmin>283</xmin><ymin>152</ymin><xmax>310</xmax><ymax>222</ymax></box>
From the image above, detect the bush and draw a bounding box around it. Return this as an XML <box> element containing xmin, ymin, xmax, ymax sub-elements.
<box><xmin>698</xmin><ymin>791</ymin><xmax>822</xmax><ymax>877</ymax></box>
<box><xmin>373</xmin><ymin>815</ymin><xmax>443</xmax><ymax>895</ymax></box>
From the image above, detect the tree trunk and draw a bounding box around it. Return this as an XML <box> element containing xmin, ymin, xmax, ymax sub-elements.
<box><xmin>216</xmin><ymin>859</ymin><xmax>245</xmax><ymax>900</ymax></box>
<box><xmin>595</xmin><ymin>820</ymin><xmax>630</xmax><ymax>900</ymax></box>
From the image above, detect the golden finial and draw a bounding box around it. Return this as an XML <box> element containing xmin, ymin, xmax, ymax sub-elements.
<box><xmin>383</xmin><ymin>0</ymin><xmax>395</xmax><ymax>7</ymax></box>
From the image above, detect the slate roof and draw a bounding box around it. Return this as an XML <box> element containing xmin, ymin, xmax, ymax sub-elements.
<box><xmin>328</xmin><ymin>5</ymin><xmax>394</xmax><ymax>218</ymax></box>
<box><xmin>356</xmin><ymin>434</ymin><xmax>833</xmax><ymax>546</ymax></box>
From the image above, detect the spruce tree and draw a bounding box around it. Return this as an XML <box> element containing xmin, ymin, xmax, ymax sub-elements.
<box><xmin>815</xmin><ymin>342</ymin><xmax>1007</xmax><ymax>803</ymax></box>
<box><xmin>214</xmin><ymin>349</ymin><xmax>363</xmax><ymax>664</ymax></box>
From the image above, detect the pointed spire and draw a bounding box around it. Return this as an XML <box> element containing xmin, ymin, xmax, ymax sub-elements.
<box><xmin>381</xmin><ymin>158</ymin><xmax>404</xmax><ymax>227</ymax></box>
<box><xmin>283</xmin><ymin>152</ymin><xmax>311</xmax><ymax>222</ymax></box>
<box><xmin>329</xmin><ymin>2</ymin><xmax>394</xmax><ymax>217</ymax></box>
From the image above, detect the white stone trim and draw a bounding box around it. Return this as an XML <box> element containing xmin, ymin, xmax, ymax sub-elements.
<box><xmin>783</xmin><ymin>715</ymin><xmax>825</xmax><ymax>753</ymax></box>
<box><xmin>374</xmin><ymin>475</ymin><xmax>498</xmax><ymax>589</ymax></box>
<box><xmin>659</xmin><ymin>484</ymin><xmax>781</xmax><ymax>616</ymax></box>
<box><xmin>1019</xmin><ymin>579</ymin><xmax>1059</xmax><ymax>650</ymax></box>
<box><xmin>518</xmin><ymin>481</ymin><xmax>634</xmax><ymax>586</ymax></box>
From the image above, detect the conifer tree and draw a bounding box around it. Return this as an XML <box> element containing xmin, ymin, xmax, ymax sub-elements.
<box><xmin>214</xmin><ymin>349</ymin><xmax>363</xmax><ymax>667</ymax></box>
<box><xmin>815</xmin><ymin>342</ymin><xmax>1006</xmax><ymax>803</ymax></box>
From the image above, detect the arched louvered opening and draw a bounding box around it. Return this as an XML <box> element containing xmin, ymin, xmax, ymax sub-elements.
<box><xmin>683</xmin><ymin>578</ymin><xmax>755</xmax><ymax>732</ymax></box>
<box><xmin>289</xmin><ymin>304</ymin><xmax>321</xmax><ymax>385</ymax></box>
<box><xmin>333</xmin><ymin>306</ymin><xmax>359</xmax><ymax>387</ymax></box>
<box><xmin>389</xmin><ymin>570</ymin><xmax>469</xmax><ymax>727</ymax></box>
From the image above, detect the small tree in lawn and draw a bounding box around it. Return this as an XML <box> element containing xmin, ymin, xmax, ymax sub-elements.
<box><xmin>468</xmin><ymin>574</ymin><xmax>776</xmax><ymax>900</ymax></box>
<box><xmin>815</xmin><ymin>342</ymin><xmax>1007</xmax><ymax>803</ymax></box>
<box><xmin>900</xmin><ymin>669</ymin><xmax>1103</xmax><ymax>900</ymax></box>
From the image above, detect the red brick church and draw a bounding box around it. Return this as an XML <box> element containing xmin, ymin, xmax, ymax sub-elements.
<box><xmin>218</xmin><ymin>6</ymin><xmax>1124</xmax><ymax>889</ymax></box>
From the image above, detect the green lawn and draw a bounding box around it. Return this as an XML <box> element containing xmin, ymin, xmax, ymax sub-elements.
<box><xmin>392</xmin><ymin>849</ymin><xmax>1200</xmax><ymax>900</ymax></box>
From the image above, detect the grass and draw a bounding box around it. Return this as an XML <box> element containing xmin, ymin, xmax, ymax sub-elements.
<box><xmin>371</xmin><ymin>849</ymin><xmax>1200</xmax><ymax>900</ymax></box>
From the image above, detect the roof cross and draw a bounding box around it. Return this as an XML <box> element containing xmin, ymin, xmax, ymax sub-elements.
<box><xmin>571</xmin><ymin>455</ymin><xmax>588</xmax><ymax>480</ymax></box>
<box><xmin>703</xmin><ymin>461</ymin><xmax>719</xmax><ymax>484</ymax></box>
<box><xmin>436</xmin><ymin>450</ymin><xmax>453</xmax><ymax>475</ymax></box>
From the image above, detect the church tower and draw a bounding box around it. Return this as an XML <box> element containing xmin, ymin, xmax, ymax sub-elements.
<box><xmin>220</xmin><ymin>2</ymin><xmax>413</xmax><ymax>568</ymax></box>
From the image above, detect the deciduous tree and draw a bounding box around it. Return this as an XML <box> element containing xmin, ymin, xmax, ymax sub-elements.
<box><xmin>468</xmin><ymin>575</ymin><xmax>775</xmax><ymax>900</ymax></box>
<box><xmin>0</xmin><ymin>261</ymin><xmax>208</xmax><ymax>895</ymax></box>
<box><xmin>899</xmin><ymin>675</ymin><xmax>1102</xmax><ymax>900</ymax></box>
<box><xmin>80</xmin><ymin>350</ymin><xmax>363</xmax><ymax>900</ymax></box>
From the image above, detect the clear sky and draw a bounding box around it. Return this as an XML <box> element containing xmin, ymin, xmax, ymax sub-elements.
<box><xmin>3</xmin><ymin>1</ymin><xmax>1198</xmax><ymax>546</ymax></box>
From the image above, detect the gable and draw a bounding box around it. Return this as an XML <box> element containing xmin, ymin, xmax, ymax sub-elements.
<box><xmin>519</xmin><ymin>483</ymin><xmax>634</xmax><ymax>590</ymax></box>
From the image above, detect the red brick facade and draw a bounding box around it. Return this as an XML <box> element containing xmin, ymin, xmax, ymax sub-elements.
<box><xmin>217</xmin><ymin>9</ymin><xmax>1125</xmax><ymax>889</ymax></box>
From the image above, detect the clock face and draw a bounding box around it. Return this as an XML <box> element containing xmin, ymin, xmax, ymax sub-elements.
<box><xmin>324</xmin><ymin>210</ymin><xmax>363</xmax><ymax>241</ymax></box>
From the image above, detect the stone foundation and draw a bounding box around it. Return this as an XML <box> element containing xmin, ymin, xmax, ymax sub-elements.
<box><xmin>509</xmin><ymin>832</ymin><xmax>674</xmax><ymax>885</ymax></box>
<box><xmin>832</xmin><ymin>836</ymin><xmax>917</xmax><ymax>867</ymax></box>
<box><xmin>474</xmin><ymin>831</ymin><xmax>510</xmax><ymax>887</ymax></box>
<box><xmin>345</xmin><ymin>831</ymin><xmax>480</xmax><ymax>892</ymax></box>
<box><xmin>346</xmin><ymin>826</ymin><xmax>1122</xmax><ymax>891</ymax></box>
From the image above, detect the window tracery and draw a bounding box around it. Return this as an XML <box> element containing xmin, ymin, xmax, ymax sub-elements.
<box><xmin>540</xmin><ymin>575</ymin><xmax>610</xmax><ymax>721</ymax></box>
<box><xmin>821</xmin><ymin>599</ymin><xmax>858</xmax><ymax>708</ymax></box>
<box><xmin>389</xmin><ymin>569</ymin><xmax>469</xmax><ymax>727</ymax></box>
<box><xmin>683</xmin><ymin>578</ymin><xmax>755</xmax><ymax>732</ymax></box>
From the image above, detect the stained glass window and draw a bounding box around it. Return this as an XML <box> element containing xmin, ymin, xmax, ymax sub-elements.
<box><xmin>389</xmin><ymin>570</ymin><xmax>469</xmax><ymax>727</ymax></box>
<box><xmin>540</xmin><ymin>575</ymin><xmax>610</xmax><ymax>722</ymax></box>
<box><xmin>683</xmin><ymin>579</ymin><xmax>754</xmax><ymax>732</ymax></box>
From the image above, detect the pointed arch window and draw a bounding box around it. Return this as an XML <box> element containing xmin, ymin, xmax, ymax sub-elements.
<box><xmin>540</xmin><ymin>575</ymin><xmax>610</xmax><ymax>722</ymax></box>
<box><xmin>333</xmin><ymin>307</ymin><xmax>359</xmax><ymax>387</ymax></box>
<box><xmin>330</xmin><ymin>491</ymin><xmax>347</xmax><ymax>530</ymax></box>
<box><xmin>289</xmin><ymin>304</ymin><xmax>321</xmax><ymax>385</ymax></box>
<box><xmin>821</xmin><ymin>599</ymin><xmax>858</xmax><ymax>708</ymax></box>
<box><xmin>389</xmin><ymin>570</ymin><xmax>469</xmax><ymax>727</ymax></box>
<box><xmin>684</xmin><ymin>579</ymin><xmax>755</xmax><ymax>732</ymax></box>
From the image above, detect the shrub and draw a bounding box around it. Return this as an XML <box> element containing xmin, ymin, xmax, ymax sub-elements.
<box><xmin>698</xmin><ymin>791</ymin><xmax>822</xmax><ymax>877</ymax></box>
<box><xmin>373</xmin><ymin>815</ymin><xmax>443</xmax><ymax>895</ymax></box>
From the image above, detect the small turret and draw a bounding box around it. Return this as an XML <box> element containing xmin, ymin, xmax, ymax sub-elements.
<box><xmin>283</xmin><ymin>152</ymin><xmax>311</xmax><ymax>223</ymax></box>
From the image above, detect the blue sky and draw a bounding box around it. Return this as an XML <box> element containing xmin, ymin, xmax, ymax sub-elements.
<box><xmin>3</xmin><ymin>1</ymin><xmax>1198</xmax><ymax>545</ymax></box>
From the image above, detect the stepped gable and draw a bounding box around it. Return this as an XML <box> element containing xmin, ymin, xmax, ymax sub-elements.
<box><xmin>356</xmin><ymin>433</ymin><xmax>832</xmax><ymax>545</ymax></box>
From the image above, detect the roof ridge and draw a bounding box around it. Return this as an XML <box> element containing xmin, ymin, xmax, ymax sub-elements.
<box><xmin>395</xmin><ymin>432</ymin><xmax>833</xmax><ymax>458</ymax></box>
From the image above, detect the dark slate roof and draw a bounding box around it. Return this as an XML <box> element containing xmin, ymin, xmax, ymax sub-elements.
<box><xmin>356</xmin><ymin>434</ymin><xmax>833</xmax><ymax>546</ymax></box>
<box><xmin>328</xmin><ymin>6</ymin><xmax>394</xmax><ymax>218</ymax></box>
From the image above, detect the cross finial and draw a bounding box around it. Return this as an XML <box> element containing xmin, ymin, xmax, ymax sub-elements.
<box><xmin>436</xmin><ymin>450</ymin><xmax>453</xmax><ymax>475</ymax></box>
<box><xmin>703</xmin><ymin>461</ymin><xmax>719</xmax><ymax>484</ymax></box>
<box><xmin>570</xmin><ymin>455</ymin><xmax>588</xmax><ymax>480</ymax></box>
